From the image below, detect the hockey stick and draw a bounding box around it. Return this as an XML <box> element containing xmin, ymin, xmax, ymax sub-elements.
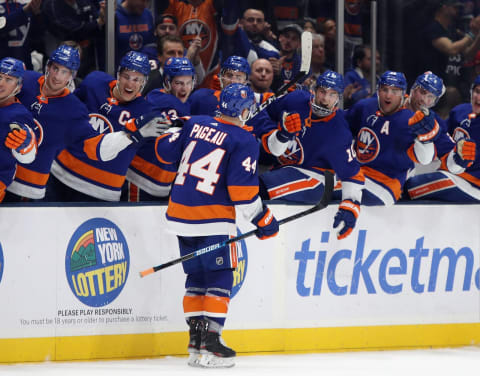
<box><xmin>249</xmin><ymin>31</ymin><xmax>313</xmax><ymax>118</ymax></box>
<box><xmin>139</xmin><ymin>170</ymin><xmax>334</xmax><ymax>278</ymax></box>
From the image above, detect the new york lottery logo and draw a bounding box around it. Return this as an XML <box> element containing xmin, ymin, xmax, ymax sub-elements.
<box><xmin>65</xmin><ymin>218</ymin><xmax>130</xmax><ymax>307</ymax></box>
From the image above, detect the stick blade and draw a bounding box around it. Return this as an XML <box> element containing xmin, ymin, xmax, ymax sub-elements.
<box><xmin>300</xmin><ymin>31</ymin><xmax>312</xmax><ymax>73</ymax></box>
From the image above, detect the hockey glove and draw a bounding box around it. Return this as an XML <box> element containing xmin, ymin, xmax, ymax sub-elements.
<box><xmin>333</xmin><ymin>200</ymin><xmax>360</xmax><ymax>240</ymax></box>
<box><xmin>251</xmin><ymin>204</ymin><xmax>279</xmax><ymax>240</ymax></box>
<box><xmin>453</xmin><ymin>138</ymin><xmax>476</xmax><ymax>168</ymax></box>
<box><xmin>4</xmin><ymin>123</ymin><xmax>36</xmax><ymax>155</ymax></box>
<box><xmin>276</xmin><ymin>111</ymin><xmax>303</xmax><ymax>142</ymax></box>
<box><xmin>408</xmin><ymin>110</ymin><xmax>439</xmax><ymax>143</ymax></box>
<box><xmin>124</xmin><ymin>111</ymin><xmax>171</xmax><ymax>143</ymax></box>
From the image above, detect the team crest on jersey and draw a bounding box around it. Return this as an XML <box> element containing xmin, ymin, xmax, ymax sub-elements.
<box><xmin>356</xmin><ymin>127</ymin><xmax>380</xmax><ymax>163</ymax></box>
<box><xmin>277</xmin><ymin>138</ymin><xmax>304</xmax><ymax>165</ymax></box>
<box><xmin>179</xmin><ymin>19</ymin><xmax>211</xmax><ymax>52</ymax></box>
<box><xmin>452</xmin><ymin>127</ymin><xmax>470</xmax><ymax>142</ymax></box>
<box><xmin>32</xmin><ymin>119</ymin><xmax>44</xmax><ymax>146</ymax></box>
<box><xmin>89</xmin><ymin>113</ymin><xmax>114</xmax><ymax>134</ymax></box>
<box><xmin>345</xmin><ymin>0</ymin><xmax>362</xmax><ymax>15</ymax></box>
<box><xmin>65</xmin><ymin>218</ymin><xmax>130</xmax><ymax>307</ymax></box>
<box><xmin>129</xmin><ymin>33</ymin><xmax>143</xmax><ymax>50</ymax></box>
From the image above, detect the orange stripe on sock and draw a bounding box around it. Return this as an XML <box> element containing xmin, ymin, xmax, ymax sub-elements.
<box><xmin>183</xmin><ymin>295</ymin><xmax>204</xmax><ymax>315</ymax></box>
<box><xmin>204</xmin><ymin>295</ymin><xmax>229</xmax><ymax>316</ymax></box>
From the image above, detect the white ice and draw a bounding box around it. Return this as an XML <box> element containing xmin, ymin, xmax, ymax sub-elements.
<box><xmin>1</xmin><ymin>347</ymin><xmax>480</xmax><ymax>376</ymax></box>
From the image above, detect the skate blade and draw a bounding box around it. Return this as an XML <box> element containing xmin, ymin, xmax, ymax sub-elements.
<box><xmin>199</xmin><ymin>353</ymin><xmax>235</xmax><ymax>368</ymax></box>
<box><xmin>187</xmin><ymin>353</ymin><xmax>202</xmax><ymax>367</ymax></box>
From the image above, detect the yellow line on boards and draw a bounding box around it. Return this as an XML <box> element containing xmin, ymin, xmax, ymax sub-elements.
<box><xmin>1</xmin><ymin>323</ymin><xmax>480</xmax><ymax>363</ymax></box>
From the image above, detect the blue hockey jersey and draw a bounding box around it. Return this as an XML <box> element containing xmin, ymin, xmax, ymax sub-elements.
<box><xmin>155</xmin><ymin>115</ymin><xmax>263</xmax><ymax>236</ymax></box>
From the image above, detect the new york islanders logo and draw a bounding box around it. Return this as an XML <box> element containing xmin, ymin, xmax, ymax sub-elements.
<box><xmin>179</xmin><ymin>20</ymin><xmax>211</xmax><ymax>52</ymax></box>
<box><xmin>89</xmin><ymin>113</ymin><xmax>114</xmax><ymax>134</ymax></box>
<box><xmin>129</xmin><ymin>33</ymin><xmax>143</xmax><ymax>50</ymax></box>
<box><xmin>278</xmin><ymin>138</ymin><xmax>304</xmax><ymax>165</ymax></box>
<box><xmin>65</xmin><ymin>218</ymin><xmax>130</xmax><ymax>307</ymax></box>
<box><xmin>345</xmin><ymin>0</ymin><xmax>362</xmax><ymax>15</ymax></box>
<box><xmin>356</xmin><ymin>127</ymin><xmax>380</xmax><ymax>163</ymax></box>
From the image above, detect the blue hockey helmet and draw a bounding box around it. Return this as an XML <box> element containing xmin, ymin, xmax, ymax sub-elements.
<box><xmin>377</xmin><ymin>70</ymin><xmax>407</xmax><ymax>92</ymax></box>
<box><xmin>219</xmin><ymin>83</ymin><xmax>256</xmax><ymax>120</ymax></box>
<box><xmin>471</xmin><ymin>75</ymin><xmax>480</xmax><ymax>91</ymax></box>
<box><xmin>312</xmin><ymin>70</ymin><xmax>344</xmax><ymax>117</ymax></box>
<box><xmin>221</xmin><ymin>55</ymin><xmax>251</xmax><ymax>76</ymax></box>
<box><xmin>49</xmin><ymin>45</ymin><xmax>81</xmax><ymax>72</ymax></box>
<box><xmin>0</xmin><ymin>57</ymin><xmax>25</xmax><ymax>83</ymax></box>
<box><xmin>163</xmin><ymin>57</ymin><xmax>195</xmax><ymax>81</ymax></box>
<box><xmin>412</xmin><ymin>71</ymin><xmax>444</xmax><ymax>98</ymax></box>
<box><xmin>315</xmin><ymin>70</ymin><xmax>345</xmax><ymax>95</ymax></box>
<box><xmin>118</xmin><ymin>51</ymin><xmax>151</xmax><ymax>76</ymax></box>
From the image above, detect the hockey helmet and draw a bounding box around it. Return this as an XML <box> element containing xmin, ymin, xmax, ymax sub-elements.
<box><xmin>377</xmin><ymin>70</ymin><xmax>407</xmax><ymax>92</ymax></box>
<box><xmin>0</xmin><ymin>57</ymin><xmax>25</xmax><ymax>83</ymax></box>
<box><xmin>221</xmin><ymin>56</ymin><xmax>251</xmax><ymax>76</ymax></box>
<box><xmin>312</xmin><ymin>70</ymin><xmax>344</xmax><ymax>117</ymax></box>
<box><xmin>219</xmin><ymin>83</ymin><xmax>256</xmax><ymax>121</ymax></box>
<box><xmin>163</xmin><ymin>57</ymin><xmax>195</xmax><ymax>81</ymax></box>
<box><xmin>49</xmin><ymin>45</ymin><xmax>81</xmax><ymax>72</ymax></box>
<box><xmin>118</xmin><ymin>51</ymin><xmax>151</xmax><ymax>76</ymax></box>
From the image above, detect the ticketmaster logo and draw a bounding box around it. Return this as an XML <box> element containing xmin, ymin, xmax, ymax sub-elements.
<box><xmin>295</xmin><ymin>230</ymin><xmax>480</xmax><ymax>296</ymax></box>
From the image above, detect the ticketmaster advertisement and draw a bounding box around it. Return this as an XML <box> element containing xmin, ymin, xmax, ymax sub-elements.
<box><xmin>0</xmin><ymin>203</ymin><xmax>478</xmax><ymax>358</ymax></box>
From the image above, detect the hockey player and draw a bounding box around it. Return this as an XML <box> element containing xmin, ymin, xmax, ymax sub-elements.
<box><xmin>346</xmin><ymin>70</ymin><xmax>439</xmax><ymax>206</ymax></box>
<box><xmin>155</xmin><ymin>83</ymin><xmax>279</xmax><ymax>368</ymax></box>
<box><xmin>189</xmin><ymin>55</ymin><xmax>303</xmax><ymax>158</ymax></box>
<box><xmin>0</xmin><ymin>57</ymin><xmax>37</xmax><ymax>202</ymax></box>
<box><xmin>47</xmin><ymin>51</ymin><xmax>162</xmax><ymax>202</ymax></box>
<box><xmin>259</xmin><ymin>71</ymin><xmax>365</xmax><ymax>240</ymax></box>
<box><xmin>405</xmin><ymin>75</ymin><xmax>480</xmax><ymax>202</ymax></box>
<box><xmin>6</xmin><ymin>45</ymin><xmax>166</xmax><ymax>202</ymax></box>
<box><xmin>126</xmin><ymin>57</ymin><xmax>196</xmax><ymax>201</ymax></box>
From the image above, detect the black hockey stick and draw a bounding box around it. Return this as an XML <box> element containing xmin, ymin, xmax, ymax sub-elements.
<box><xmin>139</xmin><ymin>170</ymin><xmax>334</xmax><ymax>278</ymax></box>
<box><xmin>249</xmin><ymin>31</ymin><xmax>313</xmax><ymax>118</ymax></box>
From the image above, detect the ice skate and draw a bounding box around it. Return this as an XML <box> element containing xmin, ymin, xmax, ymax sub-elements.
<box><xmin>187</xmin><ymin>318</ymin><xmax>203</xmax><ymax>367</ymax></box>
<box><xmin>199</xmin><ymin>327</ymin><xmax>236</xmax><ymax>368</ymax></box>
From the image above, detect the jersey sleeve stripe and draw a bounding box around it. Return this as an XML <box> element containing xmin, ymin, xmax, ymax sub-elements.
<box><xmin>167</xmin><ymin>201</ymin><xmax>236</xmax><ymax>221</ymax></box>
<box><xmin>130</xmin><ymin>155</ymin><xmax>177</xmax><ymax>183</ymax></box>
<box><xmin>57</xmin><ymin>150</ymin><xmax>125</xmax><ymax>188</ymax></box>
<box><xmin>15</xmin><ymin>165</ymin><xmax>49</xmax><ymax>186</ymax></box>
<box><xmin>362</xmin><ymin>166</ymin><xmax>402</xmax><ymax>200</ymax></box>
<box><xmin>227</xmin><ymin>185</ymin><xmax>259</xmax><ymax>202</ymax></box>
<box><xmin>83</xmin><ymin>134</ymin><xmax>105</xmax><ymax>161</ymax></box>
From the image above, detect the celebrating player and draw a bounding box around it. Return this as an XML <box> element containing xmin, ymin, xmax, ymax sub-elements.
<box><xmin>346</xmin><ymin>70</ymin><xmax>439</xmax><ymax>205</ymax></box>
<box><xmin>6</xmin><ymin>45</ymin><xmax>166</xmax><ymax>202</ymax></box>
<box><xmin>126</xmin><ymin>56</ymin><xmax>196</xmax><ymax>201</ymax></box>
<box><xmin>47</xmin><ymin>51</ymin><xmax>165</xmax><ymax>202</ymax></box>
<box><xmin>154</xmin><ymin>83</ymin><xmax>279</xmax><ymax>368</ymax></box>
<box><xmin>0</xmin><ymin>57</ymin><xmax>37</xmax><ymax>202</ymax></box>
<box><xmin>260</xmin><ymin>71</ymin><xmax>364</xmax><ymax>240</ymax></box>
<box><xmin>405</xmin><ymin>75</ymin><xmax>480</xmax><ymax>202</ymax></box>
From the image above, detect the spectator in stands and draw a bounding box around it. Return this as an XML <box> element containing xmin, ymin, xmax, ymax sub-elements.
<box><xmin>318</xmin><ymin>18</ymin><xmax>336</xmax><ymax>70</ymax></box>
<box><xmin>344</xmin><ymin>45</ymin><xmax>381</xmax><ymax>106</ymax></box>
<box><xmin>41</xmin><ymin>0</ymin><xmax>105</xmax><ymax>77</ymax></box>
<box><xmin>269</xmin><ymin>23</ymin><xmax>302</xmax><ymax>91</ymax></box>
<box><xmin>116</xmin><ymin>0</ymin><xmax>156</xmax><ymax>67</ymax></box>
<box><xmin>161</xmin><ymin>0</ymin><xmax>238</xmax><ymax>88</ymax></box>
<box><xmin>249</xmin><ymin>58</ymin><xmax>274</xmax><ymax>96</ymax></box>
<box><xmin>0</xmin><ymin>0</ymin><xmax>43</xmax><ymax>70</ymax></box>
<box><xmin>155</xmin><ymin>14</ymin><xmax>178</xmax><ymax>37</ymax></box>
<box><xmin>420</xmin><ymin>0</ymin><xmax>480</xmax><ymax>104</ymax></box>
<box><xmin>301</xmin><ymin>17</ymin><xmax>319</xmax><ymax>34</ymax></box>
<box><xmin>237</xmin><ymin>8</ymin><xmax>280</xmax><ymax>63</ymax></box>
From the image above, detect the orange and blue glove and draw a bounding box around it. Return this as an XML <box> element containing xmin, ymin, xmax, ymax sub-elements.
<box><xmin>333</xmin><ymin>200</ymin><xmax>360</xmax><ymax>240</ymax></box>
<box><xmin>454</xmin><ymin>138</ymin><xmax>476</xmax><ymax>168</ymax></box>
<box><xmin>408</xmin><ymin>110</ymin><xmax>439</xmax><ymax>143</ymax></box>
<box><xmin>4</xmin><ymin>122</ymin><xmax>36</xmax><ymax>155</ymax></box>
<box><xmin>251</xmin><ymin>204</ymin><xmax>279</xmax><ymax>240</ymax></box>
<box><xmin>276</xmin><ymin>111</ymin><xmax>303</xmax><ymax>142</ymax></box>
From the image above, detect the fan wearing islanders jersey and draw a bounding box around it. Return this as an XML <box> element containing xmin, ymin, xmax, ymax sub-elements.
<box><xmin>126</xmin><ymin>56</ymin><xmax>195</xmax><ymax>201</ymax></box>
<box><xmin>154</xmin><ymin>83</ymin><xmax>279</xmax><ymax>368</ymax></box>
<box><xmin>405</xmin><ymin>75</ymin><xmax>480</xmax><ymax>202</ymax></box>
<box><xmin>259</xmin><ymin>71</ymin><xmax>364</xmax><ymax>240</ymax></box>
<box><xmin>0</xmin><ymin>57</ymin><xmax>38</xmax><ymax>203</ymax></box>
<box><xmin>7</xmin><ymin>45</ymin><xmax>166</xmax><ymax>202</ymax></box>
<box><xmin>48</xmin><ymin>51</ymin><xmax>160</xmax><ymax>202</ymax></box>
<box><xmin>346</xmin><ymin>70</ymin><xmax>439</xmax><ymax>206</ymax></box>
<box><xmin>188</xmin><ymin>55</ymin><xmax>301</xmax><ymax>157</ymax></box>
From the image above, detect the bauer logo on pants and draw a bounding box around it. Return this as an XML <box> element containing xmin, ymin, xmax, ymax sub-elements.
<box><xmin>65</xmin><ymin>218</ymin><xmax>130</xmax><ymax>307</ymax></box>
<box><xmin>0</xmin><ymin>242</ymin><xmax>3</xmax><ymax>285</ymax></box>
